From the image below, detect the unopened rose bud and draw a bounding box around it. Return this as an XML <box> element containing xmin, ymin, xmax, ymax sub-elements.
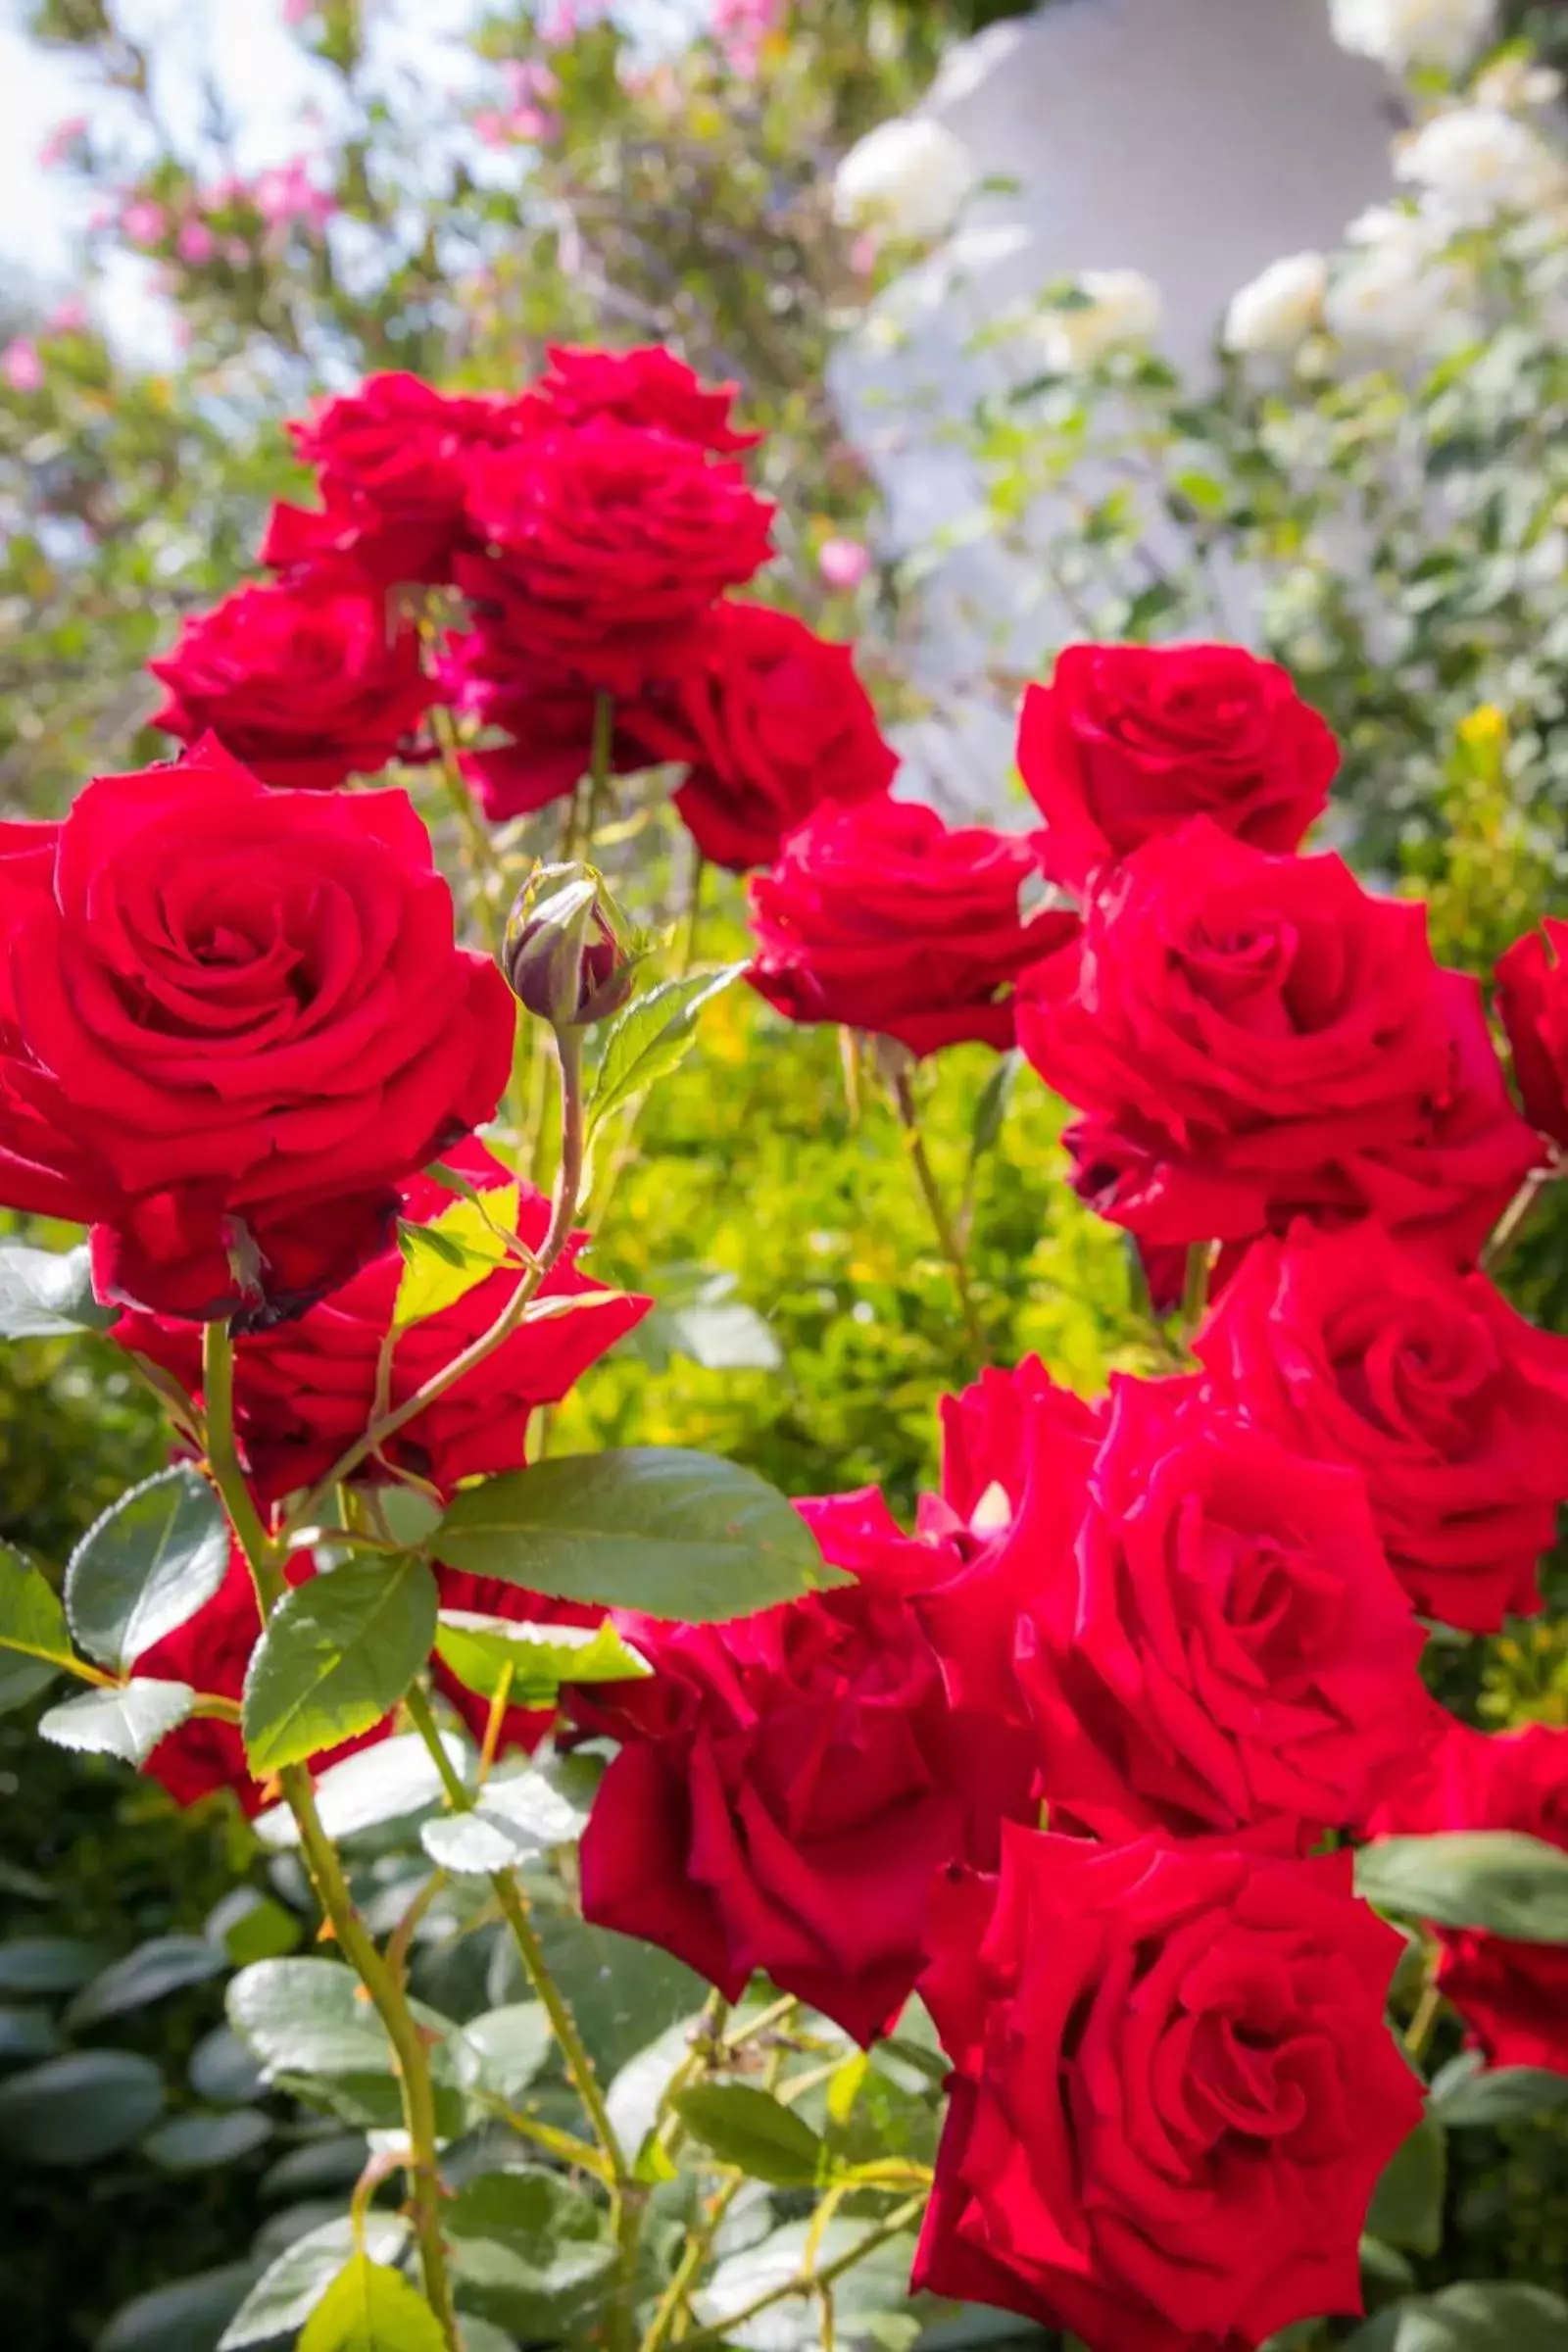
<box><xmin>504</xmin><ymin>862</ymin><xmax>635</xmax><ymax>1031</ymax></box>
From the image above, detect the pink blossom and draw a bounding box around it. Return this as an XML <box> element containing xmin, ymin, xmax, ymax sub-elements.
<box><xmin>176</xmin><ymin>220</ymin><xmax>217</xmax><ymax>264</ymax></box>
<box><xmin>120</xmin><ymin>199</ymin><xmax>169</xmax><ymax>247</ymax></box>
<box><xmin>282</xmin><ymin>0</ymin><xmax>315</xmax><ymax>23</ymax></box>
<box><xmin>206</xmin><ymin>174</ymin><xmax>248</xmax><ymax>208</ymax></box>
<box><xmin>818</xmin><ymin>536</ymin><xmax>872</xmax><ymax>590</ymax></box>
<box><xmin>1</xmin><ymin>339</ymin><xmax>43</xmax><ymax>394</ymax></box>
<box><xmin>45</xmin><ymin>299</ymin><xmax>88</xmax><ymax>335</ymax></box>
<box><xmin>849</xmin><ymin>232</ymin><xmax>879</xmax><ymax>276</ymax></box>
<box><xmin>253</xmin><ymin>160</ymin><xmax>336</xmax><ymax>230</ymax></box>
<box><xmin>223</xmin><ymin>236</ymin><xmax>252</xmax><ymax>267</ymax></box>
<box><xmin>38</xmin><ymin>116</ymin><xmax>87</xmax><ymax>170</ymax></box>
<box><xmin>502</xmin><ymin>60</ymin><xmax>559</xmax><ymax>103</ymax></box>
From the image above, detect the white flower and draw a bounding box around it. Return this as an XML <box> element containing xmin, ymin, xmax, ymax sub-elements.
<box><xmin>1036</xmin><ymin>270</ymin><xmax>1162</xmax><ymax>371</ymax></box>
<box><xmin>1396</xmin><ymin>106</ymin><xmax>1568</xmax><ymax>224</ymax></box>
<box><xmin>1323</xmin><ymin>213</ymin><xmax>1457</xmax><ymax>347</ymax></box>
<box><xmin>1222</xmin><ymin>252</ymin><xmax>1329</xmax><ymax>357</ymax></box>
<box><xmin>1330</xmin><ymin>0</ymin><xmax>1495</xmax><ymax>74</ymax></box>
<box><xmin>832</xmin><ymin>117</ymin><xmax>975</xmax><ymax>243</ymax></box>
<box><xmin>1474</xmin><ymin>56</ymin><xmax>1565</xmax><ymax>111</ymax></box>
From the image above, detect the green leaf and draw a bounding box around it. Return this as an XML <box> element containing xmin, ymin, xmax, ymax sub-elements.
<box><xmin>0</xmin><ymin>1238</ymin><xmax>111</xmax><ymax>1337</ymax></box>
<box><xmin>0</xmin><ymin>1649</ymin><xmax>58</xmax><ymax>1716</ymax></box>
<box><xmin>445</xmin><ymin>2167</ymin><xmax>614</xmax><ymax>2340</ymax></box>
<box><xmin>1344</xmin><ymin>2281</ymin><xmax>1568</xmax><ymax>2348</ymax></box>
<box><xmin>219</xmin><ymin>2219</ymin><xmax>410</xmax><ymax>2350</ymax></box>
<box><xmin>1368</xmin><ymin>2117</ymin><xmax>1446</xmax><ymax>2256</ymax></box>
<box><xmin>188</xmin><ymin>2026</ymin><xmax>266</xmax><ymax>2108</ymax></box>
<box><xmin>254</xmin><ymin>1728</ymin><xmax>466</xmax><ymax>1849</ymax></box>
<box><xmin>670</xmin><ymin>2082</ymin><xmax>828</xmax><ymax>2186</ymax></box>
<box><xmin>241</xmin><ymin>1554</ymin><xmax>437</xmax><ymax>1775</ymax></box>
<box><xmin>297</xmin><ymin>2253</ymin><xmax>447</xmax><ymax>2352</ymax></box>
<box><xmin>40</xmin><ymin>1678</ymin><xmax>196</xmax><ymax>1764</ymax></box>
<box><xmin>1428</xmin><ymin>2053</ymin><xmax>1568</xmax><ymax>2127</ymax></box>
<box><xmin>260</xmin><ymin>2133</ymin><xmax>368</xmax><ymax>2202</ymax></box>
<box><xmin>0</xmin><ymin>1935</ymin><xmax>106</xmax><ymax>1994</ymax></box>
<box><xmin>1356</xmin><ymin>1833</ymin><xmax>1568</xmax><ymax>1942</ymax></box>
<box><xmin>206</xmin><ymin>1886</ymin><xmax>303</xmax><ymax>1966</ymax></box>
<box><xmin>0</xmin><ymin>2005</ymin><xmax>62</xmax><ymax>2064</ymax></box>
<box><xmin>97</xmin><ymin>2264</ymin><xmax>261</xmax><ymax>2352</ymax></box>
<box><xmin>143</xmin><ymin>2108</ymin><xmax>272</xmax><ymax>2171</ymax></box>
<box><xmin>968</xmin><ymin>1048</ymin><xmax>1022</xmax><ymax>1172</ymax></box>
<box><xmin>0</xmin><ymin>1543</ymin><xmax>75</xmax><ymax>1672</ymax></box>
<box><xmin>419</xmin><ymin>1769</ymin><xmax>585</xmax><ymax>1875</ymax></box>
<box><xmin>433</xmin><ymin>1448</ymin><xmax>844</xmax><ymax>1622</ymax></box>
<box><xmin>65</xmin><ymin>1464</ymin><xmax>231</xmax><ymax>1672</ymax></box>
<box><xmin>68</xmin><ymin>1933</ymin><xmax>226</xmax><ymax>2027</ymax></box>
<box><xmin>455</xmin><ymin>2004</ymin><xmax>554</xmax><ymax>2106</ymax></box>
<box><xmin>606</xmin><ymin>2015</ymin><xmax>708</xmax><ymax>2157</ymax></box>
<box><xmin>227</xmin><ymin>1957</ymin><xmax>397</xmax><ymax>2081</ymax></box>
<box><xmin>433</xmin><ymin>1610</ymin><xmax>651</xmax><ymax>1707</ymax></box>
<box><xmin>695</xmin><ymin>2218</ymin><xmax>918</xmax><ymax>2352</ymax></box>
<box><xmin>589</xmin><ymin>964</ymin><xmax>743</xmax><ymax>1127</ymax></box>
<box><xmin>519</xmin><ymin>1915</ymin><xmax>708</xmax><ymax>2079</ymax></box>
<box><xmin>395</xmin><ymin>1187</ymin><xmax>518</xmax><ymax>1328</ymax></box>
<box><xmin>0</xmin><ymin>2049</ymin><xmax>164</xmax><ymax>2164</ymax></box>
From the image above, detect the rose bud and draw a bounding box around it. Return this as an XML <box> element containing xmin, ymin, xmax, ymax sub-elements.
<box><xmin>504</xmin><ymin>861</ymin><xmax>635</xmax><ymax>1031</ymax></box>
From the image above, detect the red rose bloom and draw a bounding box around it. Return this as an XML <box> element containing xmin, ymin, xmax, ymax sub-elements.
<box><xmin>265</xmin><ymin>371</ymin><xmax>526</xmax><ymax>588</ymax></box>
<box><xmin>438</xmin><ymin>628</ymin><xmax>649</xmax><ymax>820</ymax></box>
<box><xmin>431</xmin><ymin>1568</ymin><xmax>606</xmax><ymax>1759</ymax></box>
<box><xmin>138</xmin><ymin>1552</ymin><xmax>390</xmax><ymax>1814</ymax></box>
<box><xmin>0</xmin><ymin>819</ymin><xmax>104</xmax><ymax>1224</ymax></box>
<box><xmin>461</xmin><ymin>419</ymin><xmax>774</xmax><ymax>693</ymax></box>
<box><xmin>529</xmin><ymin>342</ymin><xmax>760</xmax><ymax>454</ymax></box>
<box><xmin>1197</xmin><ymin>1218</ymin><xmax>1568</xmax><ymax>1633</ymax></box>
<box><xmin>1495</xmin><ymin>917</ymin><xmax>1568</xmax><ymax>1149</ymax></box>
<box><xmin>148</xmin><ymin>578</ymin><xmax>433</xmax><ymax>791</ymax></box>
<box><xmin>1018</xmin><ymin>642</ymin><xmax>1338</xmax><ymax>891</ymax></box>
<box><xmin>1019</xmin><ymin>819</ymin><xmax>1541</xmax><ymax>1264</ymax></box>
<box><xmin>1370</xmin><ymin>1722</ymin><xmax>1568</xmax><ymax>2075</ymax></box>
<box><xmin>0</xmin><ymin>741</ymin><xmax>514</xmax><ymax>1322</ymax></box>
<box><xmin>625</xmin><ymin>603</ymin><xmax>898</xmax><ymax>871</ymax></box>
<box><xmin>747</xmin><ymin>797</ymin><xmax>1075</xmax><ymax>1056</ymax></box>
<box><xmin>915</xmin><ymin>1827</ymin><xmax>1423</xmax><ymax>2352</ymax></box>
<box><xmin>575</xmin><ymin>1531</ymin><xmax>1035</xmax><ymax>2044</ymax></box>
<box><xmin>115</xmin><ymin>1141</ymin><xmax>647</xmax><ymax>1503</ymax></box>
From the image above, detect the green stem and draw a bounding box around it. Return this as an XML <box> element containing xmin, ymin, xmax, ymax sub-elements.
<box><xmin>674</xmin><ymin>2195</ymin><xmax>927</xmax><ymax>2352</ymax></box>
<box><xmin>1482</xmin><ymin>1166</ymin><xmax>1554</xmax><ymax>1275</ymax></box>
<box><xmin>680</xmin><ymin>844</ymin><xmax>707</xmax><ymax>977</ymax></box>
<box><xmin>587</xmin><ymin>690</ymin><xmax>615</xmax><ymax>847</ymax></box>
<box><xmin>1181</xmin><ymin>1240</ymin><xmax>1213</xmax><ymax>1343</ymax></box>
<box><xmin>201</xmin><ymin>1321</ymin><xmax>283</xmax><ymax>1612</ymax></box>
<box><xmin>892</xmin><ymin>1068</ymin><xmax>986</xmax><ymax>1366</ymax></box>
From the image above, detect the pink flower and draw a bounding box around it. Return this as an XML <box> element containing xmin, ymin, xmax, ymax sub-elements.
<box><xmin>45</xmin><ymin>300</ymin><xmax>88</xmax><ymax>336</ymax></box>
<box><xmin>818</xmin><ymin>536</ymin><xmax>872</xmax><ymax>590</ymax></box>
<box><xmin>849</xmin><ymin>232</ymin><xmax>880</xmax><ymax>277</ymax></box>
<box><xmin>282</xmin><ymin>0</ymin><xmax>315</xmax><ymax>23</ymax></box>
<box><xmin>120</xmin><ymin>199</ymin><xmax>168</xmax><ymax>247</ymax></box>
<box><xmin>223</xmin><ymin>237</ymin><xmax>251</xmax><ymax>268</ymax></box>
<box><xmin>503</xmin><ymin>60</ymin><xmax>559</xmax><ymax>103</ymax></box>
<box><xmin>38</xmin><ymin>116</ymin><xmax>87</xmax><ymax>170</ymax></box>
<box><xmin>1</xmin><ymin>340</ymin><xmax>43</xmax><ymax>394</ymax></box>
<box><xmin>176</xmin><ymin>220</ymin><xmax>217</xmax><ymax>265</ymax></box>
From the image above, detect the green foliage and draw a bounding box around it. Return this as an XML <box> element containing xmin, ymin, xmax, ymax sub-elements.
<box><xmin>241</xmin><ymin>1555</ymin><xmax>438</xmax><ymax>1774</ymax></box>
<box><xmin>65</xmin><ymin>1467</ymin><xmax>230</xmax><ymax>1675</ymax></box>
<box><xmin>1356</xmin><ymin>1835</ymin><xmax>1568</xmax><ymax>1942</ymax></box>
<box><xmin>296</xmin><ymin>2254</ymin><xmax>447</xmax><ymax>2352</ymax></box>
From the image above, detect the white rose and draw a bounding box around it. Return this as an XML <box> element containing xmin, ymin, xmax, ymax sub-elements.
<box><xmin>1330</xmin><ymin>0</ymin><xmax>1495</xmax><ymax>74</ymax></box>
<box><xmin>1036</xmin><ymin>270</ymin><xmax>1162</xmax><ymax>370</ymax></box>
<box><xmin>1222</xmin><ymin>252</ymin><xmax>1329</xmax><ymax>356</ymax></box>
<box><xmin>1323</xmin><ymin>213</ymin><xmax>1457</xmax><ymax>346</ymax></box>
<box><xmin>832</xmin><ymin>117</ymin><xmax>975</xmax><ymax>243</ymax></box>
<box><xmin>1396</xmin><ymin>106</ymin><xmax>1568</xmax><ymax>223</ymax></box>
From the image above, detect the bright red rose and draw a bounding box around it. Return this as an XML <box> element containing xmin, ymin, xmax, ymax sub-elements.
<box><xmin>266</xmin><ymin>372</ymin><xmax>527</xmax><ymax>587</ymax></box>
<box><xmin>575</xmin><ymin>1530</ymin><xmax>1036</xmax><ymax>2045</ymax></box>
<box><xmin>115</xmin><ymin>1141</ymin><xmax>647</xmax><ymax>1503</ymax></box>
<box><xmin>437</xmin><ymin>628</ymin><xmax>649</xmax><ymax>819</ymax></box>
<box><xmin>1007</xmin><ymin>1374</ymin><xmax>1435</xmax><ymax>1844</ymax></box>
<box><xmin>0</xmin><ymin>741</ymin><xmax>514</xmax><ymax>1322</ymax></box>
<box><xmin>1495</xmin><ymin>917</ymin><xmax>1568</xmax><ymax>1149</ymax></box>
<box><xmin>625</xmin><ymin>603</ymin><xmax>897</xmax><ymax>871</ymax></box>
<box><xmin>1018</xmin><ymin>642</ymin><xmax>1338</xmax><ymax>891</ymax></box>
<box><xmin>431</xmin><ymin>1567</ymin><xmax>608</xmax><ymax>1760</ymax></box>
<box><xmin>148</xmin><ymin>578</ymin><xmax>432</xmax><ymax>791</ymax></box>
<box><xmin>747</xmin><ymin>797</ymin><xmax>1075</xmax><ymax>1056</ymax></box>
<box><xmin>460</xmin><ymin>419</ymin><xmax>774</xmax><ymax>693</ymax></box>
<box><xmin>915</xmin><ymin>1827</ymin><xmax>1423</xmax><ymax>2352</ymax></box>
<box><xmin>529</xmin><ymin>342</ymin><xmax>760</xmax><ymax>454</ymax></box>
<box><xmin>138</xmin><ymin>1552</ymin><xmax>391</xmax><ymax>1814</ymax></box>
<box><xmin>1019</xmin><ymin>819</ymin><xmax>1541</xmax><ymax>1265</ymax></box>
<box><xmin>1369</xmin><ymin>1722</ymin><xmax>1568</xmax><ymax>2075</ymax></box>
<box><xmin>0</xmin><ymin>819</ymin><xmax>104</xmax><ymax>1225</ymax></box>
<box><xmin>1196</xmin><ymin>1218</ymin><xmax>1568</xmax><ymax>1634</ymax></box>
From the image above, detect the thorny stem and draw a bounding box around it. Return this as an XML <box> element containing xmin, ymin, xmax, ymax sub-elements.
<box><xmin>587</xmin><ymin>690</ymin><xmax>616</xmax><ymax>847</ymax></box>
<box><xmin>1181</xmin><ymin>1239</ymin><xmax>1214</xmax><ymax>1344</ymax></box>
<box><xmin>201</xmin><ymin>1320</ymin><xmax>282</xmax><ymax>1612</ymax></box>
<box><xmin>1404</xmin><ymin>1973</ymin><xmax>1445</xmax><ymax>2059</ymax></box>
<box><xmin>1482</xmin><ymin>1164</ymin><xmax>1557</xmax><ymax>1275</ymax></box>
<box><xmin>892</xmin><ymin>1066</ymin><xmax>986</xmax><ymax>1366</ymax></box>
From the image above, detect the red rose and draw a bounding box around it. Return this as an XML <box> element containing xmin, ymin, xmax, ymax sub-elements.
<box><xmin>1018</xmin><ymin>642</ymin><xmax>1338</xmax><ymax>891</ymax></box>
<box><xmin>529</xmin><ymin>342</ymin><xmax>760</xmax><ymax>454</ymax></box>
<box><xmin>1019</xmin><ymin>819</ymin><xmax>1541</xmax><ymax>1264</ymax></box>
<box><xmin>575</xmin><ymin>1529</ymin><xmax>1035</xmax><ymax>2044</ymax></box>
<box><xmin>1495</xmin><ymin>917</ymin><xmax>1568</xmax><ymax>1149</ymax></box>
<box><xmin>431</xmin><ymin>1567</ymin><xmax>605</xmax><ymax>1760</ymax></box>
<box><xmin>115</xmin><ymin>1141</ymin><xmax>647</xmax><ymax>1503</ymax></box>
<box><xmin>915</xmin><ymin>1828</ymin><xmax>1423</xmax><ymax>2352</ymax></box>
<box><xmin>1370</xmin><ymin>1723</ymin><xmax>1568</xmax><ymax>2075</ymax></box>
<box><xmin>138</xmin><ymin>1552</ymin><xmax>390</xmax><ymax>1814</ymax></box>
<box><xmin>460</xmin><ymin>419</ymin><xmax>773</xmax><ymax>694</ymax></box>
<box><xmin>1008</xmin><ymin>1373</ymin><xmax>1435</xmax><ymax>1844</ymax></box>
<box><xmin>0</xmin><ymin>820</ymin><xmax>104</xmax><ymax>1224</ymax></box>
<box><xmin>622</xmin><ymin>603</ymin><xmax>897</xmax><ymax>871</ymax></box>
<box><xmin>148</xmin><ymin>578</ymin><xmax>432</xmax><ymax>791</ymax></box>
<box><xmin>1196</xmin><ymin>1218</ymin><xmax>1568</xmax><ymax>1633</ymax></box>
<box><xmin>265</xmin><ymin>371</ymin><xmax>526</xmax><ymax>588</ymax></box>
<box><xmin>437</xmin><ymin>627</ymin><xmax>649</xmax><ymax>819</ymax></box>
<box><xmin>747</xmin><ymin>797</ymin><xmax>1075</xmax><ymax>1056</ymax></box>
<box><xmin>0</xmin><ymin>741</ymin><xmax>514</xmax><ymax>1322</ymax></box>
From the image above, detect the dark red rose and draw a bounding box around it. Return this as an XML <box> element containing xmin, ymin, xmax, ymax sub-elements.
<box><xmin>459</xmin><ymin>419</ymin><xmax>774</xmax><ymax>693</ymax></box>
<box><xmin>747</xmin><ymin>797</ymin><xmax>1075</xmax><ymax>1057</ymax></box>
<box><xmin>148</xmin><ymin>578</ymin><xmax>433</xmax><ymax>791</ymax></box>
<box><xmin>138</xmin><ymin>1552</ymin><xmax>391</xmax><ymax>1814</ymax></box>
<box><xmin>0</xmin><ymin>741</ymin><xmax>514</xmax><ymax>1322</ymax></box>
<box><xmin>575</xmin><ymin>1526</ymin><xmax>1036</xmax><ymax>2044</ymax></box>
<box><xmin>431</xmin><ymin>1567</ymin><xmax>609</xmax><ymax>1759</ymax></box>
<box><xmin>1018</xmin><ymin>642</ymin><xmax>1338</xmax><ymax>891</ymax></box>
<box><xmin>1008</xmin><ymin>1373</ymin><xmax>1435</xmax><ymax>1844</ymax></box>
<box><xmin>625</xmin><ymin>603</ymin><xmax>897</xmax><ymax>871</ymax></box>
<box><xmin>915</xmin><ymin>1827</ymin><xmax>1423</xmax><ymax>2352</ymax></box>
<box><xmin>115</xmin><ymin>1141</ymin><xmax>647</xmax><ymax>1504</ymax></box>
<box><xmin>1019</xmin><ymin>819</ymin><xmax>1541</xmax><ymax>1265</ymax></box>
<box><xmin>266</xmin><ymin>372</ymin><xmax>527</xmax><ymax>588</ymax></box>
<box><xmin>528</xmin><ymin>343</ymin><xmax>760</xmax><ymax>454</ymax></box>
<box><xmin>1369</xmin><ymin>1722</ymin><xmax>1568</xmax><ymax>2076</ymax></box>
<box><xmin>0</xmin><ymin>820</ymin><xmax>104</xmax><ymax>1225</ymax></box>
<box><xmin>438</xmin><ymin>629</ymin><xmax>649</xmax><ymax>819</ymax></box>
<box><xmin>1197</xmin><ymin>1218</ymin><xmax>1568</xmax><ymax>1634</ymax></box>
<box><xmin>1495</xmin><ymin>917</ymin><xmax>1568</xmax><ymax>1149</ymax></box>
